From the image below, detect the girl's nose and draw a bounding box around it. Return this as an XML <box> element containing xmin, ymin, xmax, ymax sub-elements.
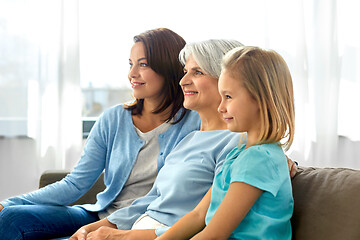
<box><xmin>218</xmin><ymin>100</ymin><xmax>226</xmax><ymax>113</ymax></box>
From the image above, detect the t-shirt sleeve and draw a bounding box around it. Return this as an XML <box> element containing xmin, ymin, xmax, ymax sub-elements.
<box><xmin>155</xmin><ymin>226</ymin><xmax>170</xmax><ymax>236</ymax></box>
<box><xmin>230</xmin><ymin>145</ymin><xmax>283</xmax><ymax>197</ymax></box>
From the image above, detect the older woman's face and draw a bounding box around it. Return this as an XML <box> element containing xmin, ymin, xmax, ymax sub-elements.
<box><xmin>180</xmin><ymin>55</ymin><xmax>221</xmax><ymax>112</ymax></box>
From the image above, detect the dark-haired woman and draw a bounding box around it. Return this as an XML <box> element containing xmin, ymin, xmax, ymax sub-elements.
<box><xmin>0</xmin><ymin>28</ymin><xmax>200</xmax><ymax>240</ymax></box>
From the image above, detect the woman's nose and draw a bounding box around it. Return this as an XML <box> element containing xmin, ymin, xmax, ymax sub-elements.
<box><xmin>128</xmin><ymin>65</ymin><xmax>139</xmax><ymax>79</ymax></box>
<box><xmin>179</xmin><ymin>73</ymin><xmax>191</xmax><ymax>86</ymax></box>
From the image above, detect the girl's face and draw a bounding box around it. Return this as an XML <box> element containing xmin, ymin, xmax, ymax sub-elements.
<box><xmin>128</xmin><ymin>42</ymin><xmax>165</xmax><ymax>102</ymax></box>
<box><xmin>180</xmin><ymin>55</ymin><xmax>221</xmax><ymax>112</ymax></box>
<box><xmin>218</xmin><ymin>69</ymin><xmax>261</xmax><ymax>136</ymax></box>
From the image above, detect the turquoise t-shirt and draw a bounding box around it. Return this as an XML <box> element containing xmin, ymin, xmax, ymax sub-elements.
<box><xmin>205</xmin><ymin>143</ymin><xmax>293</xmax><ymax>240</ymax></box>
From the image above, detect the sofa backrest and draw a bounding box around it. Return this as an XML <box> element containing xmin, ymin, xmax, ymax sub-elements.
<box><xmin>291</xmin><ymin>166</ymin><xmax>360</xmax><ymax>240</ymax></box>
<box><xmin>39</xmin><ymin>170</ymin><xmax>105</xmax><ymax>206</ymax></box>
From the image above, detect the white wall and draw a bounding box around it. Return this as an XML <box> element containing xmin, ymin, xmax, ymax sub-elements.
<box><xmin>0</xmin><ymin>137</ymin><xmax>39</xmax><ymax>201</ymax></box>
<box><xmin>0</xmin><ymin>137</ymin><xmax>82</xmax><ymax>201</ymax></box>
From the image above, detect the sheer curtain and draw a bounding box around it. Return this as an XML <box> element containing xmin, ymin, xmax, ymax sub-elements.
<box><xmin>78</xmin><ymin>0</ymin><xmax>359</xmax><ymax>168</ymax></box>
<box><xmin>0</xmin><ymin>0</ymin><xmax>82</xmax><ymax>200</ymax></box>
<box><xmin>264</xmin><ymin>0</ymin><xmax>343</xmax><ymax>167</ymax></box>
<box><xmin>275</xmin><ymin>0</ymin><xmax>360</xmax><ymax>168</ymax></box>
<box><xmin>27</xmin><ymin>0</ymin><xmax>82</xmax><ymax>172</ymax></box>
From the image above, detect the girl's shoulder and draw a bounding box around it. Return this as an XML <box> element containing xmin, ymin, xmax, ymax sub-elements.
<box><xmin>245</xmin><ymin>143</ymin><xmax>283</xmax><ymax>158</ymax></box>
<box><xmin>230</xmin><ymin>143</ymin><xmax>285</xmax><ymax>167</ymax></box>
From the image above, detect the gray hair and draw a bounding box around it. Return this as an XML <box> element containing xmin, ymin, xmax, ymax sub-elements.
<box><xmin>179</xmin><ymin>39</ymin><xmax>244</xmax><ymax>79</ymax></box>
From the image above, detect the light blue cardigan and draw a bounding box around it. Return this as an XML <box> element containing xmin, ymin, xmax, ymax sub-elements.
<box><xmin>0</xmin><ymin>105</ymin><xmax>201</xmax><ymax>212</ymax></box>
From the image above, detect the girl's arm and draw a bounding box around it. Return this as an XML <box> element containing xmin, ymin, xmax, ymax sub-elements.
<box><xmin>156</xmin><ymin>187</ymin><xmax>213</xmax><ymax>240</ymax></box>
<box><xmin>192</xmin><ymin>182</ymin><xmax>262</xmax><ymax>240</ymax></box>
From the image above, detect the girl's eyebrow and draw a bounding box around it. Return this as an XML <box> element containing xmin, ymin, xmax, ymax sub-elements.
<box><xmin>220</xmin><ymin>89</ymin><xmax>229</xmax><ymax>94</ymax></box>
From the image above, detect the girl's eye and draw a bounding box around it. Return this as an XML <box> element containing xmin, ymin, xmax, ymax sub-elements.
<box><xmin>225</xmin><ymin>95</ymin><xmax>232</xmax><ymax>99</ymax></box>
<box><xmin>129</xmin><ymin>62</ymin><xmax>133</xmax><ymax>68</ymax></box>
<box><xmin>140</xmin><ymin>62</ymin><xmax>148</xmax><ymax>67</ymax></box>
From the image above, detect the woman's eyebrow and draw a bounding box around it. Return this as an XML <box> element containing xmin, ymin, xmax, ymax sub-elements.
<box><xmin>129</xmin><ymin>57</ymin><xmax>147</xmax><ymax>62</ymax></box>
<box><xmin>137</xmin><ymin>57</ymin><xmax>147</xmax><ymax>62</ymax></box>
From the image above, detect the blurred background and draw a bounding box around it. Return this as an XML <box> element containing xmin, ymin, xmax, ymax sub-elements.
<box><xmin>1</xmin><ymin>0</ymin><xmax>359</xmax><ymax>200</ymax></box>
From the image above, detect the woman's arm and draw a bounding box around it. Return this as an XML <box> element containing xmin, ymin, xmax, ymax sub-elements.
<box><xmin>156</xmin><ymin>188</ymin><xmax>212</xmax><ymax>240</ymax></box>
<box><xmin>85</xmin><ymin>227</ymin><xmax>157</xmax><ymax>240</ymax></box>
<box><xmin>286</xmin><ymin>156</ymin><xmax>298</xmax><ymax>178</ymax></box>
<box><xmin>68</xmin><ymin>218</ymin><xmax>117</xmax><ymax>240</ymax></box>
<box><xmin>191</xmin><ymin>182</ymin><xmax>262</xmax><ymax>240</ymax></box>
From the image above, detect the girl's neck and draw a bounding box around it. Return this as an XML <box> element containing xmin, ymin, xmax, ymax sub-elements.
<box><xmin>244</xmin><ymin>130</ymin><xmax>261</xmax><ymax>149</ymax></box>
<box><xmin>198</xmin><ymin>109</ymin><xmax>227</xmax><ymax>131</ymax></box>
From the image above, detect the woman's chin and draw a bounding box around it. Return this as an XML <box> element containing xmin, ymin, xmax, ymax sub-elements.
<box><xmin>183</xmin><ymin>103</ymin><xmax>195</xmax><ymax>111</ymax></box>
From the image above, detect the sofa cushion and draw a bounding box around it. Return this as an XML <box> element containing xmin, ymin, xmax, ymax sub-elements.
<box><xmin>291</xmin><ymin>166</ymin><xmax>360</xmax><ymax>240</ymax></box>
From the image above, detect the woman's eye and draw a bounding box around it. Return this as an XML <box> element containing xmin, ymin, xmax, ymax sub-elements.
<box><xmin>195</xmin><ymin>70</ymin><xmax>204</xmax><ymax>75</ymax></box>
<box><xmin>226</xmin><ymin>95</ymin><xmax>232</xmax><ymax>99</ymax></box>
<box><xmin>140</xmin><ymin>62</ymin><xmax>148</xmax><ymax>67</ymax></box>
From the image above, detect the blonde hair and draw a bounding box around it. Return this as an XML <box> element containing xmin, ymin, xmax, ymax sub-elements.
<box><xmin>222</xmin><ymin>46</ymin><xmax>295</xmax><ymax>151</ymax></box>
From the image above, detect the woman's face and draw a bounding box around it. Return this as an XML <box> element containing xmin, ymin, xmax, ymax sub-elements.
<box><xmin>180</xmin><ymin>55</ymin><xmax>221</xmax><ymax>112</ymax></box>
<box><xmin>128</xmin><ymin>42</ymin><xmax>165</xmax><ymax>102</ymax></box>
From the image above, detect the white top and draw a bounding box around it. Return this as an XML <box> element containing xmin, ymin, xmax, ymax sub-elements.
<box><xmin>98</xmin><ymin>121</ymin><xmax>171</xmax><ymax>219</ymax></box>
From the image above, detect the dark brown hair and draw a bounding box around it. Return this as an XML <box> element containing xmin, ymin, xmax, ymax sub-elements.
<box><xmin>125</xmin><ymin>28</ymin><xmax>187</xmax><ymax>123</ymax></box>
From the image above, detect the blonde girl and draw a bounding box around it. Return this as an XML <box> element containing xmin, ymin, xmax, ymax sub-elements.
<box><xmin>157</xmin><ymin>46</ymin><xmax>295</xmax><ymax>240</ymax></box>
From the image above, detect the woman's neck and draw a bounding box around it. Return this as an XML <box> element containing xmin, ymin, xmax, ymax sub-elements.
<box><xmin>143</xmin><ymin>98</ymin><xmax>172</xmax><ymax>119</ymax></box>
<box><xmin>133</xmin><ymin>100</ymin><xmax>172</xmax><ymax>133</ymax></box>
<box><xmin>198</xmin><ymin>109</ymin><xmax>227</xmax><ymax>131</ymax></box>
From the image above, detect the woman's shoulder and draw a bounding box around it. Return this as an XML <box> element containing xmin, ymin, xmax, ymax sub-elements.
<box><xmin>175</xmin><ymin>109</ymin><xmax>200</xmax><ymax>125</ymax></box>
<box><xmin>190</xmin><ymin>129</ymin><xmax>239</xmax><ymax>139</ymax></box>
<box><xmin>94</xmin><ymin>104</ymin><xmax>133</xmax><ymax>130</ymax></box>
<box><xmin>100</xmin><ymin>104</ymin><xmax>131</xmax><ymax>119</ymax></box>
